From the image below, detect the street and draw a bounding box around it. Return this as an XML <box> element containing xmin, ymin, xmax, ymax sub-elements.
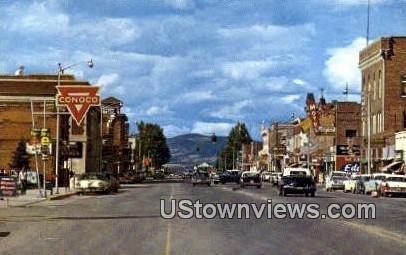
<box><xmin>0</xmin><ymin>182</ymin><xmax>405</xmax><ymax>255</ymax></box>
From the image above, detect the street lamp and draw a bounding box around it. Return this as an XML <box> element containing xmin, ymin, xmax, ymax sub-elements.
<box><xmin>55</xmin><ymin>59</ymin><xmax>94</xmax><ymax>194</ymax></box>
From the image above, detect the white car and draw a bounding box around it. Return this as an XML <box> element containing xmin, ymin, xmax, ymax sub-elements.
<box><xmin>261</xmin><ymin>172</ymin><xmax>271</xmax><ymax>182</ymax></box>
<box><xmin>380</xmin><ymin>175</ymin><xmax>406</xmax><ymax>197</ymax></box>
<box><xmin>356</xmin><ymin>174</ymin><xmax>377</xmax><ymax>194</ymax></box>
<box><xmin>75</xmin><ymin>173</ymin><xmax>113</xmax><ymax>194</ymax></box>
<box><xmin>325</xmin><ymin>175</ymin><xmax>348</xmax><ymax>192</ymax></box>
<box><xmin>343</xmin><ymin>174</ymin><xmax>360</xmax><ymax>193</ymax></box>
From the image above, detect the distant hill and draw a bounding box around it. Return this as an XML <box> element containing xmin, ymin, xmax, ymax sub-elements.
<box><xmin>167</xmin><ymin>133</ymin><xmax>227</xmax><ymax>168</ymax></box>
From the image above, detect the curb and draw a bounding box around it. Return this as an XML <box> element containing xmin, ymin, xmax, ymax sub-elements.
<box><xmin>47</xmin><ymin>192</ymin><xmax>77</xmax><ymax>200</ymax></box>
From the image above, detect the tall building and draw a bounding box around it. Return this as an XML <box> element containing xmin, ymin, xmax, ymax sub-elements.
<box><xmin>359</xmin><ymin>36</ymin><xmax>406</xmax><ymax>171</ymax></box>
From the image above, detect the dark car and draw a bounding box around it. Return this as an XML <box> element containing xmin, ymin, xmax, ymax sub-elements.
<box><xmin>278</xmin><ymin>175</ymin><xmax>316</xmax><ymax>197</ymax></box>
<box><xmin>219</xmin><ymin>170</ymin><xmax>241</xmax><ymax>184</ymax></box>
<box><xmin>192</xmin><ymin>170</ymin><xmax>212</xmax><ymax>186</ymax></box>
<box><xmin>240</xmin><ymin>171</ymin><xmax>262</xmax><ymax>189</ymax></box>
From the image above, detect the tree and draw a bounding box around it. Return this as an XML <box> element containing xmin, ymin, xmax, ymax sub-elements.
<box><xmin>9</xmin><ymin>139</ymin><xmax>31</xmax><ymax>170</ymax></box>
<box><xmin>136</xmin><ymin>121</ymin><xmax>171</xmax><ymax>169</ymax></box>
<box><xmin>220</xmin><ymin>122</ymin><xmax>252</xmax><ymax>170</ymax></box>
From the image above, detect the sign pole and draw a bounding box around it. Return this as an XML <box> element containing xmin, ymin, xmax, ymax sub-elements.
<box><xmin>31</xmin><ymin>101</ymin><xmax>42</xmax><ymax>198</ymax></box>
<box><xmin>42</xmin><ymin>100</ymin><xmax>47</xmax><ymax>198</ymax></box>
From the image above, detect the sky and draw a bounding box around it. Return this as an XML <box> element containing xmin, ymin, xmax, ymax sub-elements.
<box><xmin>0</xmin><ymin>0</ymin><xmax>405</xmax><ymax>139</ymax></box>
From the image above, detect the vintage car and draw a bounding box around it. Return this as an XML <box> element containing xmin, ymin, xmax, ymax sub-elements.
<box><xmin>219</xmin><ymin>170</ymin><xmax>241</xmax><ymax>184</ymax></box>
<box><xmin>343</xmin><ymin>174</ymin><xmax>360</xmax><ymax>193</ymax></box>
<box><xmin>354</xmin><ymin>174</ymin><xmax>377</xmax><ymax>194</ymax></box>
<box><xmin>380</xmin><ymin>175</ymin><xmax>406</xmax><ymax>197</ymax></box>
<box><xmin>261</xmin><ymin>172</ymin><xmax>271</xmax><ymax>182</ymax></box>
<box><xmin>191</xmin><ymin>169</ymin><xmax>212</xmax><ymax>186</ymax></box>
<box><xmin>240</xmin><ymin>171</ymin><xmax>262</xmax><ymax>189</ymax></box>
<box><xmin>325</xmin><ymin>175</ymin><xmax>348</xmax><ymax>192</ymax></box>
<box><xmin>75</xmin><ymin>172</ymin><xmax>119</xmax><ymax>194</ymax></box>
<box><xmin>278</xmin><ymin>175</ymin><xmax>316</xmax><ymax>197</ymax></box>
<box><xmin>210</xmin><ymin>173</ymin><xmax>220</xmax><ymax>184</ymax></box>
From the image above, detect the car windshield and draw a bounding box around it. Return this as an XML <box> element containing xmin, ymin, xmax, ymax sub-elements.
<box><xmin>387</xmin><ymin>177</ymin><xmax>406</xmax><ymax>182</ymax></box>
<box><xmin>361</xmin><ymin>176</ymin><xmax>371</xmax><ymax>181</ymax></box>
<box><xmin>81</xmin><ymin>173</ymin><xmax>107</xmax><ymax>180</ymax></box>
<box><xmin>244</xmin><ymin>172</ymin><xmax>259</xmax><ymax>177</ymax></box>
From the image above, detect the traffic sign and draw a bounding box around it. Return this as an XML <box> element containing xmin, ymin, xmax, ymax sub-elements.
<box><xmin>41</xmin><ymin>136</ymin><xmax>50</xmax><ymax>146</ymax></box>
<box><xmin>56</xmin><ymin>85</ymin><xmax>100</xmax><ymax>125</ymax></box>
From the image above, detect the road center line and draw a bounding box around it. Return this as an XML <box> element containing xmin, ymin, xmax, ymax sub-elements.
<box><xmin>165</xmin><ymin>184</ymin><xmax>174</xmax><ymax>255</ymax></box>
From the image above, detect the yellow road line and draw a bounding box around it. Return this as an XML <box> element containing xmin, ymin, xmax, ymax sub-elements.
<box><xmin>165</xmin><ymin>184</ymin><xmax>174</xmax><ymax>255</ymax></box>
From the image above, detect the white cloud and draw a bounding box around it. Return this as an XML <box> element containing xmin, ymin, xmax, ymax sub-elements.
<box><xmin>97</xmin><ymin>73</ymin><xmax>120</xmax><ymax>92</ymax></box>
<box><xmin>180</xmin><ymin>90</ymin><xmax>217</xmax><ymax>103</ymax></box>
<box><xmin>191</xmin><ymin>122</ymin><xmax>234</xmax><ymax>136</ymax></box>
<box><xmin>281</xmin><ymin>95</ymin><xmax>301</xmax><ymax>104</ymax></box>
<box><xmin>163</xmin><ymin>125</ymin><xmax>190</xmax><ymax>137</ymax></box>
<box><xmin>164</xmin><ymin>0</ymin><xmax>195</xmax><ymax>10</ymax></box>
<box><xmin>222</xmin><ymin>59</ymin><xmax>276</xmax><ymax>81</ymax></box>
<box><xmin>211</xmin><ymin>100</ymin><xmax>253</xmax><ymax>119</ymax></box>
<box><xmin>323</xmin><ymin>37</ymin><xmax>365</xmax><ymax>92</ymax></box>
<box><xmin>146</xmin><ymin>105</ymin><xmax>171</xmax><ymax>116</ymax></box>
<box><xmin>293</xmin><ymin>79</ymin><xmax>306</xmax><ymax>86</ymax></box>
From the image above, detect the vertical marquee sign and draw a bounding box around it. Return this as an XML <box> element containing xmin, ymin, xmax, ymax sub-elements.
<box><xmin>56</xmin><ymin>86</ymin><xmax>100</xmax><ymax>125</ymax></box>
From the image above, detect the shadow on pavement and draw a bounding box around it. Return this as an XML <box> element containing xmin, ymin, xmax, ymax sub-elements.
<box><xmin>51</xmin><ymin>215</ymin><xmax>161</xmax><ymax>221</ymax></box>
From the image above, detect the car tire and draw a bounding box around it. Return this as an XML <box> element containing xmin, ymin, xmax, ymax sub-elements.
<box><xmin>311</xmin><ymin>192</ymin><xmax>315</xmax><ymax>197</ymax></box>
<box><xmin>256</xmin><ymin>185</ymin><xmax>261</xmax><ymax>189</ymax></box>
<box><xmin>279</xmin><ymin>189</ymin><xmax>282</xmax><ymax>196</ymax></box>
<box><xmin>192</xmin><ymin>183</ymin><xmax>196</xmax><ymax>186</ymax></box>
<box><xmin>283</xmin><ymin>189</ymin><xmax>288</xmax><ymax>196</ymax></box>
<box><xmin>305</xmin><ymin>192</ymin><xmax>309</xmax><ymax>197</ymax></box>
<box><xmin>207</xmin><ymin>183</ymin><xmax>211</xmax><ymax>187</ymax></box>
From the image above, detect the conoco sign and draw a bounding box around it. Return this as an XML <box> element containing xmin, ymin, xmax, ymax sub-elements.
<box><xmin>56</xmin><ymin>86</ymin><xmax>100</xmax><ymax>125</ymax></box>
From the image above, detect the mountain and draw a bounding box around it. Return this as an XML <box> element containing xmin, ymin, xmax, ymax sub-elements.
<box><xmin>167</xmin><ymin>133</ymin><xmax>227</xmax><ymax>168</ymax></box>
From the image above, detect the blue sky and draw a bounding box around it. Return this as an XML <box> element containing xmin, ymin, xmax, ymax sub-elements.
<box><xmin>1</xmin><ymin>0</ymin><xmax>405</xmax><ymax>139</ymax></box>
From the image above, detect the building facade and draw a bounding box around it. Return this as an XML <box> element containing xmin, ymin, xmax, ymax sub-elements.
<box><xmin>359</xmin><ymin>37</ymin><xmax>406</xmax><ymax>172</ymax></box>
<box><xmin>0</xmin><ymin>74</ymin><xmax>101</xmax><ymax>182</ymax></box>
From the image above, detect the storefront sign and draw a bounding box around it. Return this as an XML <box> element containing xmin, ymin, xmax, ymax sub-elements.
<box><xmin>0</xmin><ymin>177</ymin><xmax>18</xmax><ymax>197</ymax></box>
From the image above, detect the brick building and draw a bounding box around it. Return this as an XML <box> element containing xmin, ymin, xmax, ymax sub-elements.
<box><xmin>101</xmin><ymin>97</ymin><xmax>130</xmax><ymax>176</ymax></box>
<box><xmin>359</xmin><ymin>36</ymin><xmax>406</xmax><ymax>172</ymax></box>
<box><xmin>334</xmin><ymin>101</ymin><xmax>361</xmax><ymax>171</ymax></box>
<box><xmin>0</xmin><ymin>74</ymin><xmax>101</xmax><ymax>180</ymax></box>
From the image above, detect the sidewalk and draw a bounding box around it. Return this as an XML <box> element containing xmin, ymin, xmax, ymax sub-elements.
<box><xmin>0</xmin><ymin>187</ymin><xmax>76</xmax><ymax>208</ymax></box>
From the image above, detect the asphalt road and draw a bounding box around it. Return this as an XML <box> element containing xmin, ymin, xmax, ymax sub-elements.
<box><xmin>0</xmin><ymin>181</ymin><xmax>405</xmax><ymax>255</ymax></box>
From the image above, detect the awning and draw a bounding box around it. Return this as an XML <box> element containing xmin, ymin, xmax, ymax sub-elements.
<box><xmin>380</xmin><ymin>161</ymin><xmax>403</xmax><ymax>172</ymax></box>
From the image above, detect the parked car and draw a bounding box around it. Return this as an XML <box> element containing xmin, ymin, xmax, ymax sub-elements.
<box><xmin>211</xmin><ymin>173</ymin><xmax>220</xmax><ymax>184</ymax></box>
<box><xmin>278</xmin><ymin>175</ymin><xmax>316</xmax><ymax>197</ymax></box>
<box><xmin>192</xmin><ymin>169</ymin><xmax>212</xmax><ymax>186</ymax></box>
<box><xmin>354</xmin><ymin>174</ymin><xmax>376</xmax><ymax>194</ymax></box>
<box><xmin>343</xmin><ymin>174</ymin><xmax>360</xmax><ymax>193</ymax></box>
<box><xmin>219</xmin><ymin>170</ymin><xmax>240</xmax><ymax>184</ymax></box>
<box><xmin>271</xmin><ymin>172</ymin><xmax>283</xmax><ymax>186</ymax></box>
<box><xmin>380</xmin><ymin>175</ymin><xmax>406</xmax><ymax>197</ymax></box>
<box><xmin>372</xmin><ymin>173</ymin><xmax>390</xmax><ymax>191</ymax></box>
<box><xmin>240</xmin><ymin>171</ymin><xmax>262</xmax><ymax>189</ymax></box>
<box><xmin>75</xmin><ymin>172</ymin><xmax>118</xmax><ymax>194</ymax></box>
<box><xmin>261</xmin><ymin>172</ymin><xmax>271</xmax><ymax>182</ymax></box>
<box><xmin>325</xmin><ymin>175</ymin><xmax>348</xmax><ymax>192</ymax></box>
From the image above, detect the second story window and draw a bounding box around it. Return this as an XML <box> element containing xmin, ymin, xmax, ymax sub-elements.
<box><xmin>401</xmin><ymin>74</ymin><xmax>406</xmax><ymax>96</ymax></box>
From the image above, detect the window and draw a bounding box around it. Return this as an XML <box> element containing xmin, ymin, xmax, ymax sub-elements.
<box><xmin>401</xmin><ymin>74</ymin><xmax>406</xmax><ymax>96</ymax></box>
<box><xmin>346</xmin><ymin>129</ymin><xmax>357</xmax><ymax>138</ymax></box>
<box><xmin>403</xmin><ymin>111</ymin><xmax>406</xmax><ymax>129</ymax></box>
<box><xmin>378</xmin><ymin>71</ymin><xmax>382</xmax><ymax>98</ymax></box>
